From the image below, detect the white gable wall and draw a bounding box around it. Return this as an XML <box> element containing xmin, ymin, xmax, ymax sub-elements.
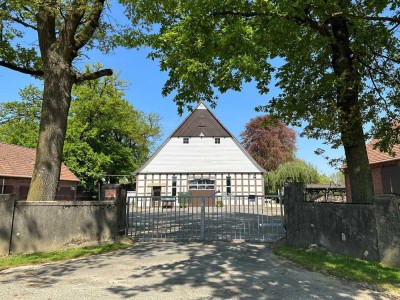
<box><xmin>141</xmin><ymin>137</ymin><xmax>261</xmax><ymax>173</ymax></box>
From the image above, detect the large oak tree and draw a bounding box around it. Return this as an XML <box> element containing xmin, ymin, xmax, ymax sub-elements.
<box><xmin>0</xmin><ymin>0</ymin><xmax>113</xmax><ymax>200</ymax></box>
<box><xmin>123</xmin><ymin>0</ymin><xmax>400</xmax><ymax>203</ymax></box>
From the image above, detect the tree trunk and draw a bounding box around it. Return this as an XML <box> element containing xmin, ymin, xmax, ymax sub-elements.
<box><xmin>330</xmin><ymin>16</ymin><xmax>375</xmax><ymax>203</ymax></box>
<box><xmin>26</xmin><ymin>51</ymin><xmax>73</xmax><ymax>201</ymax></box>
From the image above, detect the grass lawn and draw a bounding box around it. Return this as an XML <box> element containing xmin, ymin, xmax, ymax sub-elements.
<box><xmin>0</xmin><ymin>243</ymin><xmax>131</xmax><ymax>271</ymax></box>
<box><xmin>273</xmin><ymin>246</ymin><xmax>400</xmax><ymax>298</ymax></box>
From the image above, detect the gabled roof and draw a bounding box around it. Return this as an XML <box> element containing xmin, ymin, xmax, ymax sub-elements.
<box><xmin>135</xmin><ymin>102</ymin><xmax>266</xmax><ymax>174</ymax></box>
<box><xmin>366</xmin><ymin>139</ymin><xmax>400</xmax><ymax>165</ymax></box>
<box><xmin>172</xmin><ymin>103</ymin><xmax>231</xmax><ymax>137</ymax></box>
<box><xmin>0</xmin><ymin>143</ymin><xmax>80</xmax><ymax>182</ymax></box>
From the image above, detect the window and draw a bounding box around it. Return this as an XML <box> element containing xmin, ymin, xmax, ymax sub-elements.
<box><xmin>215</xmin><ymin>137</ymin><xmax>220</xmax><ymax>144</ymax></box>
<box><xmin>183</xmin><ymin>137</ymin><xmax>189</xmax><ymax>144</ymax></box>
<box><xmin>172</xmin><ymin>176</ymin><xmax>177</xmax><ymax>196</ymax></box>
<box><xmin>226</xmin><ymin>176</ymin><xmax>231</xmax><ymax>194</ymax></box>
<box><xmin>189</xmin><ymin>179</ymin><xmax>215</xmax><ymax>190</ymax></box>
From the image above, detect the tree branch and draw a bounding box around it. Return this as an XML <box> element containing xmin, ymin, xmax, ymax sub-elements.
<box><xmin>75</xmin><ymin>68</ymin><xmax>113</xmax><ymax>83</ymax></box>
<box><xmin>9</xmin><ymin>15</ymin><xmax>37</xmax><ymax>30</ymax></box>
<box><xmin>36</xmin><ymin>1</ymin><xmax>57</xmax><ymax>55</ymax></box>
<box><xmin>60</xmin><ymin>0</ymin><xmax>86</xmax><ymax>59</ymax></box>
<box><xmin>74</xmin><ymin>0</ymin><xmax>105</xmax><ymax>51</ymax></box>
<box><xmin>212</xmin><ymin>11</ymin><xmax>269</xmax><ymax>18</ymax></box>
<box><xmin>0</xmin><ymin>60</ymin><xmax>44</xmax><ymax>76</ymax></box>
<box><xmin>295</xmin><ymin>8</ymin><xmax>331</xmax><ymax>38</ymax></box>
<box><xmin>367</xmin><ymin>46</ymin><xmax>400</xmax><ymax>64</ymax></box>
<box><xmin>331</xmin><ymin>12</ymin><xmax>400</xmax><ymax>24</ymax></box>
<box><xmin>211</xmin><ymin>8</ymin><xmax>333</xmax><ymax>40</ymax></box>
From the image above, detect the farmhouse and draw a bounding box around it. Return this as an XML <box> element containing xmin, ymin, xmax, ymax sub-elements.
<box><xmin>345</xmin><ymin>139</ymin><xmax>400</xmax><ymax>201</ymax></box>
<box><xmin>134</xmin><ymin>102</ymin><xmax>266</xmax><ymax>205</ymax></box>
<box><xmin>0</xmin><ymin>143</ymin><xmax>79</xmax><ymax>200</ymax></box>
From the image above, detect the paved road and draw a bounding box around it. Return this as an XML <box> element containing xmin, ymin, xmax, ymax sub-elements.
<box><xmin>0</xmin><ymin>242</ymin><xmax>391</xmax><ymax>300</ymax></box>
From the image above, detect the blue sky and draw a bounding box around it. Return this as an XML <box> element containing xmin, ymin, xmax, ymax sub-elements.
<box><xmin>0</xmin><ymin>4</ymin><xmax>345</xmax><ymax>176</ymax></box>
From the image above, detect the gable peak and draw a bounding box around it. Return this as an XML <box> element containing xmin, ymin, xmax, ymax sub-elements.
<box><xmin>196</xmin><ymin>103</ymin><xmax>207</xmax><ymax>110</ymax></box>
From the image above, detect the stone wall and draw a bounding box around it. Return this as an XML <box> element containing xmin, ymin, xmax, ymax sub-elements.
<box><xmin>284</xmin><ymin>183</ymin><xmax>400</xmax><ymax>267</ymax></box>
<box><xmin>0</xmin><ymin>195</ymin><xmax>118</xmax><ymax>255</ymax></box>
<box><xmin>373</xmin><ymin>195</ymin><xmax>400</xmax><ymax>266</ymax></box>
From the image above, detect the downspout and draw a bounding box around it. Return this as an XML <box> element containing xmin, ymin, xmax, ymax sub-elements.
<box><xmin>1</xmin><ymin>178</ymin><xmax>5</xmax><ymax>194</ymax></box>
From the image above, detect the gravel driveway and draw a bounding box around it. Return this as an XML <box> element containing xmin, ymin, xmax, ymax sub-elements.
<box><xmin>0</xmin><ymin>242</ymin><xmax>391</xmax><ymax>300</ymax></box>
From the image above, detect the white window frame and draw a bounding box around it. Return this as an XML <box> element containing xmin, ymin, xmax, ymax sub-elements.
<box><xmin>188</xmin><ymin>179</ymin><xmax>215</xmax><ymax>190</ymax></box>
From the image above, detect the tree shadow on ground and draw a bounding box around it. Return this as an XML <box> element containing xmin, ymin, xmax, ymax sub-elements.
<box><xmin>104</xmin><ymin>242</ymin><xmax>387</xmax><ymax>299</ymax></box>
<box><xmin>0</xmin><ymin>242</ymin><xmax>389</xmax><ymax>299</ymax></box>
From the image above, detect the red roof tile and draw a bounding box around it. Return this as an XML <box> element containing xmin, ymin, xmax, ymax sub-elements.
<box><xmin>0</xmin><ymin>143</ymin><xmax>79</xmax><ymax>182</ymax></box>
<box><xmin>366</xmin><ymin>139</ymin><xmax>400</xmax><ymax>165</ymax></box>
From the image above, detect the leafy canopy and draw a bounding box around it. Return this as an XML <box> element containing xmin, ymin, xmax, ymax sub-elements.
<box><xmin>0</xmin><ymin>67</ymin><xmax>161</xmax><ymax>192</ymax></box>
<box><xmin>122</xmin><ymin>0</ymin><xmax>400</xmax><ymax>152</ymax></box>
<box><xmin>265</xmin><ymin>159</ymin><xmax>326</xmax><ymax>194</ymax></box>
<box><xmin>0</xmin><ymin>85</ymin><xmax>41</xmax><ymax>148</ymax></box>
<box><xmin>240</xmin><ymin>115</ymin><xmax>296</xmax><ymax>171</ymax></box>
<box><xmin>64</xmin><ymin>65</ymin><xmax>161</xmax><ymax>190</ymax></box>
<box><xmin>0</xmin><ymin>0</ymin><xmax>114</xmax><ymax>78</ymax></box>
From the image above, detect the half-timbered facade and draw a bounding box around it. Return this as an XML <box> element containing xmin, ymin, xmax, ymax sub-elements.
<box><xmin>134</xmin><ymin>103</ymin><xmax>266</xmax><ymax>205</ymax></box>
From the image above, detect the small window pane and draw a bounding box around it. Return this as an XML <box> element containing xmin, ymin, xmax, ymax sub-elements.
<box><xmin>215</xmin><ymin>138</ymin><xmax>220</xmax><ymax>144</ymax></box>
<box><xmin>183</xmin><ymin>137</ymin><xmax>189</xmax><ymax>144</ymax></box>
<box><xmin>226</xmin><ymin>176</ymin><xmax>231</xmax><ymax>194</ymax></box>
<box><xmin>188</xmin><ymin>179</ymin><xmax>215</xmax><ymax>190</ymax></box>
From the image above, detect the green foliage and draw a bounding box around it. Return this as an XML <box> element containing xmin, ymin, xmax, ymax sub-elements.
<box><xmin>1</xmin><ymin>0</ymin><xmax>125</xmax><ymax>200</ymax></box>
<box><xmin>0</xmin><ymin>67</ymin><xmax>161</xmax><ymax>192</ymax></box>
<box><xmin>64</xmin><ymin>65</ymin><xmax>161</xmax><ymax>191</ymax></box>
<box><xmin>273</xmin><ymin>246</ymin><xmax>400</xmax><ymax>297</ymax></box>
<box><xmin>123</xmin><ymin>0</ymin><xmax>400</xmax><ymax>159</ymax></box>
<box><xmin>317</xmin><ymin>173</ymin><xmax>331</xmax><ymax>185</ymax></box>
<box><xmin>329</xmin><ymin>171</ymin><xmax>345</xmax><ymax>186</ymax></box>
<box><xmin>0</xmin><ymin>85</ymin><xmax>41</xmax><ymax>148</ymax></box>
<box><xmin>265</xmin><ymin>160</ymin><xmax>321</xmax><ymax>193</ymax></box>
<box><xmin>0</xmin><ymin>0</ymin><xmax>114</xmax><ymax>76</ymax></box>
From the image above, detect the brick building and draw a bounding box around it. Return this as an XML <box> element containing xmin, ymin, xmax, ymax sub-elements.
<box><xmin>0</xmin><ymin>143</ymin><xmax>79</xmax><ymax>200</ymax></box>
<box><xmin>345</xmin><ymin>139</ymin><xmax>400</xmax><ymax>201</ymax></box>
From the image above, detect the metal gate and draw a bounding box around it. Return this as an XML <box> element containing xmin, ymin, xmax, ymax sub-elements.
<box><xmin>125</xmin><ymin>195</ymin><xmax>285</xmax><ymax>242</ymax></box>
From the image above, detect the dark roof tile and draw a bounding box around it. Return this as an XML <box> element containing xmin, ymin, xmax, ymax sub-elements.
<box><xmin>172</xmin><ymin>104</ymin><xmax>231</xmax><ymax>137</ymax></box>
